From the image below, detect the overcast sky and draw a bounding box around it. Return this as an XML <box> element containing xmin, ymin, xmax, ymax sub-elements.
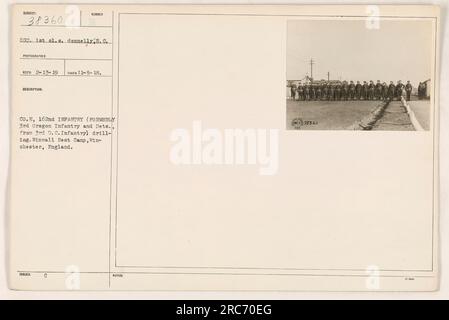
<box><xmin>287</xmin><ymin>19</ymin><xmax>433</xmax><ymax>85</ymax></box>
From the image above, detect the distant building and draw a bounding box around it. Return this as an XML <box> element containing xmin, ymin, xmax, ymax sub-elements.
<box><xmin>287</xmin><ymin>78</ymin><xmax>341</xmax><ymax>87</ymax></box>
<box><xmin>323</xmin><ymin>80</ymin><xmax>342</xmax><ymax>85</ymax></box>
<box><xmin>423</xmin><ymin>79</ymin><xmax>431</xmax><ymax>98</ymax></box>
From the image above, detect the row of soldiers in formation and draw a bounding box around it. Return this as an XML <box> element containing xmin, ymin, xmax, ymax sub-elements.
<box><xmin>289</xmin><ymin>80</ymin><xmax>414</xmax><ymax>102</ymax></box>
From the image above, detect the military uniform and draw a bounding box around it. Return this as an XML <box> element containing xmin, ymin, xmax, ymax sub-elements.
<box><xmin>335</xmin><ymin>84</ymin><xmax>341</xmax><ymax>100</ymax></box>
<box><xmin>361</xmin><ymin>82</ymin><xmax>368</xmax><ymax>100</ymax></box>
<box><xmin>341</xmin><ymin>82</ymin><xmax>349</xmax><ymax>101</ymax></box>
<box><xmin>395</xmin><ymin>81</ymin><xmax>404</xmax><ymax>100</ymax></box>
<box><xmin>381</xmin><ymin>83</ymin><xmax>388</xmax><ymax>101</ymax></box>
<box><xmin>323</xmin><ymin>85</ymin><xmax>329</xmax><ymax>100</ymax></box>
<box><xmin>375</xmin><ymin>81</ymin><xmax>382</xmax><ymax>100</ymax></box>
<box><xmin>315</xmin><ymin>85</ymin><xmax>321</xmax><ymax>100</ymax></box>
<box><xmin>290</xmin><ymin>85</ymin><xmax>296</xmax><ymax>100</ymax></box>
<box><xmin>304</xmin><ymin>85</ymin><xmax>310</xmax><ymax>101</ymax></box>
<box><xmin>310</xmin><ymin>85</ymin><xmax>315</xmax><ymax>100</ymax></box>
<box><xmin>368</xmin><ymin>81</ymin><xmax>375</xmax><ymax>100</ymax></box>
<box><xmin>388</xmin><ymin>82</ymin><xmax>395</xmax><ymax>100</ymax></box>
<box><xmin>405</xmin><ymin>82</ymin><xmax>413</xmax><ymax>101</ymax></box>
<box><xmin>297</xmin><ymin>84</ymin><xmax>304</xmax><ymax>101</ymax></box>
<box><xmin>348</xmin><ymin>81</ymin><xmax>356</xmax><ymax>100</ymax></box>
<box><xmin>355</xmin><ymin>81</ymin><xmax>362</xmax><ymax>100</ymax></box>
<box><xmin>329</xmin><ymin>85</ymin><xmax>335</xmax><ymax>101</ymax></box>
<box><xmin>417</xmin><ymin>82</ymin><xmax>423</xmax><ymax>99</ymax></box>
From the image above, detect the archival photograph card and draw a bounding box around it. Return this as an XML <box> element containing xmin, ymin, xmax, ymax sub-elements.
<box><xmin>8</xmin><ymin>4</ymin><xmax>440</xmax><ymax>291</ymax></box>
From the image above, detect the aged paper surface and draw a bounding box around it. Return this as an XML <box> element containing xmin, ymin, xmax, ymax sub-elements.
<box><xmin>8</xmin><ymin>4</ymin><xmax>439</xmax><ymax>291</ymax></box>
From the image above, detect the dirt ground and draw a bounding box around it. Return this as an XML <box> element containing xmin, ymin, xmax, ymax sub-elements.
<box><xmin>372</xmin><ymin>101</ymin><xmax>415</xmax><ymax>131</ymax></box>
<box><xmin>408</xmin><ymin>100</ymin><xmax>431</xmax><ymax>130</ymax></box>
<box><xmin>286</xmin><ymin>100</ymin><xmax>384</xmax><ymax>130</ymax></box>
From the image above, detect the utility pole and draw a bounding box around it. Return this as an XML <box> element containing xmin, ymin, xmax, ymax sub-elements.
<box><xmin>327</xmin><ymin>71</ymin><xmax>330</xmax><ymax>81</ymax></box>
<box><xmin>309</xmin><ymin>58</ymin><xmax>314</xmax><ymax>80</ymax></box>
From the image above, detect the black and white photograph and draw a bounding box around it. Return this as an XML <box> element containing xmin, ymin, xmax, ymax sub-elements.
<box><xmin>2</xmin><ymin>2</ymin><xmax>446</xmax><ymax>298</ymax></box>
<box><xmin>286</xmin><ymin>19</ymin><xmax>434</xmax><ymax>130</ymax></box>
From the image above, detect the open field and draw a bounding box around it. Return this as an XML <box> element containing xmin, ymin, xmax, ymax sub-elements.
<box><xmin>286</xmin><ymin>100</ymin><xmax>383</xmax><ymax>130</ymax></box>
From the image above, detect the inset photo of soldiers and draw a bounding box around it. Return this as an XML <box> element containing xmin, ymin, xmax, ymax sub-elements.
<box><xmin>286</xmin><ymin>19</ymin><xmax>434</xmax><ymax>131</ymax></box>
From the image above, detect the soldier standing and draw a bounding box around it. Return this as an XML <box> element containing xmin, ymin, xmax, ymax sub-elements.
<box><xmin>419</xmin><ymin>82</ymin><xmax>427</xmax><ymax>100</ymax></box>
<box><xmin>368</xmin><ymin>81</ymin><xmax>375</xmax><ymax>100</ymax></box>
<box><xmin>348</xmin><ymin>81</ymin><xmax>356</xmax><ymax>100</ymax></box>
<box><xmin>310</xmin><ymin>84</ymin><xmax>315</xmax><ymax>101</ymax></box>
<box><xmin>297</xmin><ymin>83</ymin><xmax>304</xmax><ymax>101</ymax></box>
<box><xmin>304</xmin><ymin>85</ymin><xmax>310</xmax><ymax>101</ymax></box>
<box><xmin>335</xmin><ymin>83</ymin><xmax>341</xmax><ymax>101</ymax></box>
<box><xmin>419</xmin><ymin>82</ymin><xmax>426</xmax><ymax>100</ymax></box>
<box><xmin>315</xmin><ymin>84</ymin><xmax>321</xmax><ymax>100</ymax></box>
<box><xmin>375</xmin><ymin>80</ymin><xmax>382</xmax><ymax>100</ymax></box>
<box><xmin>396</xmin><ymin>80</ymin><xmax>404</xmax><ymax>100</ymax></box>
<box><xmin>388</xmin><ymin>81</ymin><xmax>395</xmax><ymax>100</ymax></box>
<box><xmin>362</xmin><ymin>81</ymin><xmax>368</xmax><ymax>100</ymax></box>
<box><xmin>381</xmin><ymin>82</ymin><xmax>388</xmax><ymax>101</ymax></box>
<box><xmin>329</xmin><ymin>85</ymin><xmax>335</xmax><ymax>101</ymax></box>
<box><xmin>355</xmin><ymin>81</ymin><xmax>362</xmax><ymax>100</ymax></box>
<box><xmin>290</xmin><ymin>84</ymin><xmax>296</xmax><ymax>100</ymax></box>
<box><xmin>323</xmin><ymin>84</ymin><xmax>329</xmax><ymax>101</ymax></box>
<box><xmin>405</xmin><ymin>81</ymin><xmax>413</xmax><ymax>101</ymax></box>
<box><xmin>341</xmin><ymin>81</ymin><xmax>348</xmax><ymax>101</ymax></box>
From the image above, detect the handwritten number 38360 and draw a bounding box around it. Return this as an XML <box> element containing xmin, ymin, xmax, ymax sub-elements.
<box><xmin>27</xmin><ymin>15</ymin><xmax>64</xmax><ymax>26</ymax></box>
